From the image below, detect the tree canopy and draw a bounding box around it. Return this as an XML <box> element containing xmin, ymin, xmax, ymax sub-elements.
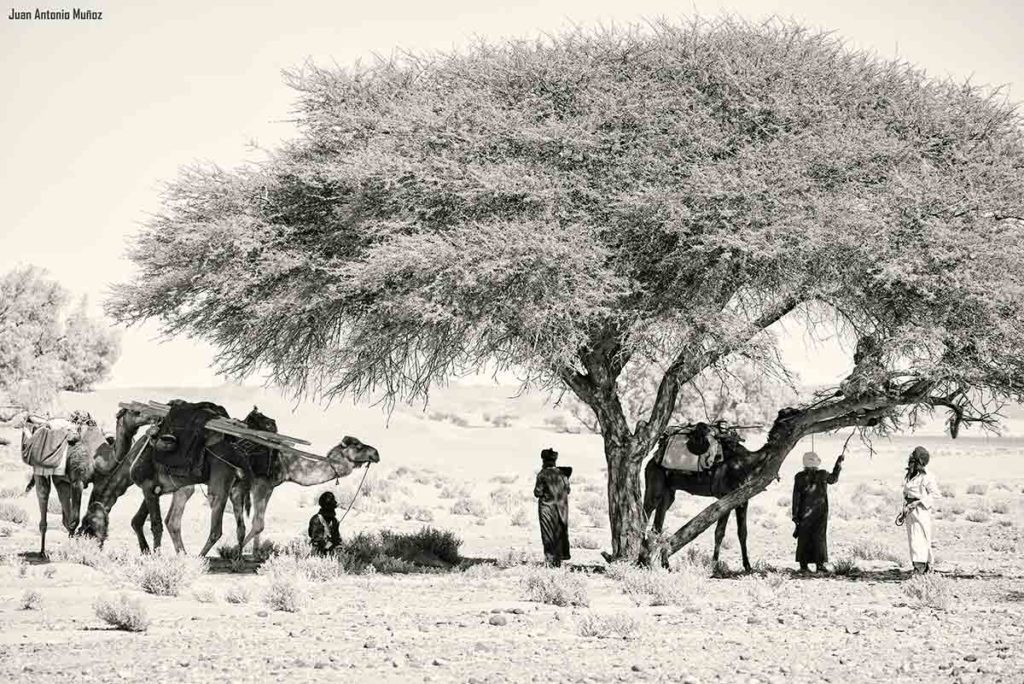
<box><xmin>108</xmin><ymin>17</ymin><xmax>1024</xmax><ymax>559</ymax></box>
<box><xmin>1</xmin><ymin>267</ymin><xmax>121</xmax><ymax>410</ymax></box>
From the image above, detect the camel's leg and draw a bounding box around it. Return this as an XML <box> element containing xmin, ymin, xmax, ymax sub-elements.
<box><xmin>712</xmin><ymin>512</ymin><xmax>730</xmax><ymax>566</ymax></box>
<box><xmin>142</xmin><ymin>487</ymin><xmax>164</xmax><ymax>551</ymax></box>
<box><xmin>736</xmin><ymin>503</ymin><xmax>752</xmax><ymax>572</ymax></box>
<box><xmin>53</xmin><ymin>479</ymin><xmax>79</xmax><ymax>535</ymax></box>
<box><xmin>240</xmin><ymin>479</ymin><xmax>274</xmax><ymax>557</ymax></box>
<box><xmin>131</xmin><ymin>500</ymin><xmax>151</xmax><ymax>553</ymax></box>
<box><xmin>35</xmin><ymin>476</ymin><xmax>50</xmax><ymax>558</ymax></box>
<box><xmin>229</xmin><ymin>484</ymin><xmax>248</xmax><ymax>558</ymax></box>
<box><xmin>197</xmin><ymin>466</ymin><xmax>234</xmax><ymax>558</ymax></box>
<box><xmin>165</xmin><ymin>486</ymin><xmax>194</xmax><ymax>555</ymax></box>
<box><xmin>70</xmin><ymin>482</ymin><xmax>83</xmax><ymax>535</ymax></box>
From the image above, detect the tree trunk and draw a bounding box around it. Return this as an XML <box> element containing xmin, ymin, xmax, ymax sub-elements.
<box><xmin>605</xmin><ymin>445</ymin><xmax>645</xmax><ymax>561</ymax></box>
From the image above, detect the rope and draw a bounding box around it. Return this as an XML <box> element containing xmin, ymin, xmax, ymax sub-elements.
<box><xmin>338</xmin><ymin>464</ymin><xmax>371</xmax><ymax>526</ymax></box>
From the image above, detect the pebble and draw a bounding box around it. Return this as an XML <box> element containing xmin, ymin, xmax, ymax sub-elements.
<box><xmin>433</xmin><ymin>659</ymin><xmax>448</xmax><ymax>667</ymax></box>
<box><xmin>364</xmin><ymin>639</ymin><xmax>377</xmax><ymax>649</ymax></box>
<box><xmin>489</xmin><ymin>615</ymin><xmax>508</xmax><ymax>626</ymax></box>
<box><xmin>964</xmin><ymin>655</ymin><xmax>978</xmax><ymax>662</ymax></box>
<box><xmin>256</xmin><ymin>611</ymin><xmax>268</xmax><ymax>618</ymax></box>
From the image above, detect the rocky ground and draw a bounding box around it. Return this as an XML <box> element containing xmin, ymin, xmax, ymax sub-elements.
<box><xmin>1</xmin><ymin>389</ymin><xmax>1023</xmax><ymax>683</ymax></box>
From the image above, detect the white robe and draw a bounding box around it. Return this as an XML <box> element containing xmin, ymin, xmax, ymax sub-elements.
<box><xmin>903</xmin><ymin>472</ymin><xmax>938</xmax><ymax>564</ymax></box>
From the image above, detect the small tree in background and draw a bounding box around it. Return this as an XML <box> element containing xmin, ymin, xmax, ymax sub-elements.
<box><xmin>0</xmin><ymin>267</ymin><xmax>120</xmax><ymax>411</ymax></box>
<box><xmin>108</xmin><ymin>18</ymin><xmax>1024</xmax><ymax>561</ymax></box>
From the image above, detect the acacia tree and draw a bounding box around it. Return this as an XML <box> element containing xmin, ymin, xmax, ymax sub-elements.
<box><xmin>108</xmin><ymin>18</ymin><xmax>1024</xmax><ymax>561</ymax></box>
<box><xmin>1</xmin><ymin>267</ymin><xmax>121</xmax><ymax>409</ymax></box>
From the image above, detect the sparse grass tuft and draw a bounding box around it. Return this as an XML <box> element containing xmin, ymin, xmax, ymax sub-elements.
<box><xmin>224</xmin><ymin>583</ymin><xmax>251</xmax><ymax>604</ymax></box>
<box><xmin>263</xmin><ymin>573</ymin><xmax>309</xmax><ymax>613</ymax></box>
<box><xmin>21</xmin><ymin>589</ymin><xmax>42</xmax><ymax>610</ymax></box>
<box><xmin>0</xmin><ymin>486</ymin><xmax>23</xmax><ymax>499</ymax></box>
<box><xmin>966</xmin><ymin>483</ymin><xmax>989</xmax><ymax>495</ymax></box>
<box><xmin>192</xmin><ymin>587</ymin><xmax>218</xmax><ymax>603</ymax></box>
<box><xmin>0</xmin><ymin>502</ymin><xmax>28</xmax><ymax>525</ymax></box>
<box><xmin>521</xmin><ymin>567</ymin><xmax>589</xmax><ymax>607</ymax></box>
<box><xmin>451</xmin><ymin>497</ymin><xmax>489</xmax><ymax>517</ymax></box>
<box><xmin>965</xmin><ymin>509</ymin><xmax>991</xmax><ymax>523</ymax></box>
<box><xmin>848</xmin><ymin>539</ymin><xmax>902</xmax><ymax>564</ymax></box>
<box><xmin>489</xmin><ymin>487</ymin><xmax>520</xmax><ymax>514</ymax></box>
<box><xmin>490</xmin><ymin>473</ymin><xmax>518</xmax><ymax>485</ymax></box>
<box><xmin>496</xmin><ymin>547</ymin><xmax>532</xmax><ymax>568</ymax></box>
<box><xmin>572</xmin><ymin>533</ymin><xmax>602</xmax><ymax>550</ymax></box>
<box><xmin>401</xmin><ymin>505</ymin><xmax>435</xmax><ymax>523</ymax></box>
<box><xmin>614</xmin><ymin>565</ymin><xmax>705</xmax><ymax>609</ymax></box>
<box><xmin>831</xmin><ymin>558</ymin><xmax>859</xmax><ymax>576</ymax></box>
<box><xmin>939</xmin><ymin>483</ymin><xmax>957</xmax><ymax>498</ymax></box>
<box><xmin>577</xmin><ymin>612</ymin><xmax>643</xmax><ymax>639</ymax></box>
<box><xmin>902</xmin><ymin>573</ymin><xmax>952</xmax><ymax>610</ymax></box>
<box><xmin>991</xmin><ymin>500</ymin><xmax>1012</xmax><ymax>514</ymax></box>
<box><xmin>93</xmin><ymin>594</ymin><xmax>150</xmax><ymax>632</ymax></box>
<box><xmin>744</xmin><ymin>573</ymin><xmax>789</xmax><ymax>608</ymax></box>
<box><xmin>131</xmin><ymin>553</ymin><xmax>207</xmax><ymax>596</ymax></box>
<box><xmin>510</xmin><ymin>507</ymin><xmax>530</xmax><ymax>527</ymax></box>
<box><xmin>50</xmin><ymin>536</ymin><xmax>106</xmax><ymax>568</ymax></box>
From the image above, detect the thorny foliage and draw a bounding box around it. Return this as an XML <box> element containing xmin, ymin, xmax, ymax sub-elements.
<box><xmin>109</xmin><ymin>18</ymin><xmax>1024</xmax><ymax>440</ymax></box>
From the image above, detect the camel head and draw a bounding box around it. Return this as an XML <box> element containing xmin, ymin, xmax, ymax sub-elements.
<box><xmin>327</xmin><ymin>436</ymin><xmax>380</xmax><ymax>472</ymax></box>
<box><xmin>78</xmin><ymin>501</ymin><xmax>109</xmax><ymax>546</ymax></box>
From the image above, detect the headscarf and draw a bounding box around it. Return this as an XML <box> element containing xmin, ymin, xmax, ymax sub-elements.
<box><xmin>318</xmin><ymin>491</ymin><xmax>338</xmax><ymax>510</ymax></box>
<box><xmin>802</xmin><ymin>451</ymin><xmax>821</xmax><ymax>468</ymax></box>
<box><xmin>541</xmin><ymin>448</ymin><xmax>558</xmax><ymax>466</ymax></box>
<box><xmin>906</xmin><ymin>446</ymin><xmax>930</xmax><ymax>480</ymax></box>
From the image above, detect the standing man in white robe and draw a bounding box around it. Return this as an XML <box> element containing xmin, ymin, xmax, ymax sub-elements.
<box><xmin>901</xmin><ymin>446</ymin><xmax>938</xmax><ymax>574</ymax></box>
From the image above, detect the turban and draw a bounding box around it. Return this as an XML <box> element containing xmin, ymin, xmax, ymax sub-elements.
<box><xmin>911</xmin><ymin>446</ymin><xmax>930</xmax><ymax>467</ymax></box>
<box><xmin>802</xmin><ymin>451</ymin><xmax>822</xmax><ymax>468</ymax></box>
<box><xmin>541</xmin><ymin>448</ymin><xmax>558</xmax><ymax>464</ymax></box>
<box><xmin>318</xmin><ymin>491</ymin><xmax>338</xmax><ymax>509</ymax></box>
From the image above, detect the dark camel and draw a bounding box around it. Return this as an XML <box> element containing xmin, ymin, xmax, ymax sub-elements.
<box><xmin>643</xmin><ymin>426</ymin><xmax>762</xmax><ymax>571</ymax></box>
<box><xmin>24</xmin><ymin>416</ymin><xmax>111</xmax><ymax>558</ymax></box>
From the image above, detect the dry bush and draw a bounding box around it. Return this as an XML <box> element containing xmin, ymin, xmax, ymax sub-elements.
<box><xmin>401</xmin><ymin>505</ymin><xmax>435</xmax><ymax>523</ymax></box>
<box><xmin>521</xmin><ymin>567</ymin><xmax>589</xmax><ymax>607</ymax></box>
<box><xmin>50</xmin><ymin>536</ymin><xmax>107</xmax><ymax>568</ymax></box>
<box><xmin>671</xmin><ymin>546</ymin><xmax>715</xmax><ymax>575</ymax></box>
<box><xmin>0</xmin><ymin>502</ymin><xmax>28</xmax><ymax>525</ymax></box>
<box><xmin>451</xmin><ymin>497</ymin><xmax>488</xmax><ymax>517</ymax></box>
<box><xmin>489</xmin><ymin>487</ymin><xmax>521</xmax><ymax>514</ymax></box>
<box><xmin>461</xmin><ymin>562</ymin><xmax>499</xmax><ymax>579</ymax></box>
<box><xmin>224</xmin><ymin>583</ymin><xmax>252</xmax><ymax>604</ymax></box>
<box><xmin>848</xmin><ymin>539</ymin><xmax>902</xmax><ymax>564</ymax></box>
<box><xmin>131</xmin><ymin>553</ymin><xmax>207</xmax><ymax>596</ymax></box>
<box><xmin>490</xmin><ymin>473</ymin><xmax>518</xmax><ymax>485</ymax></box>
<box><xmin>439</xmin><ymin>483</ymin><xmax>471</xmax><ymax>500</ymax></box>
<box><xmin>572</xmin><ymin>533</ymin><xmax>602</xmax><ymax>550</ymax></box>
<box><xmin>0</xmin><ymin>486</ymin><xmax>22</xmax><ymax>499</ymax></box>
<box><xmin>575</xmin><ymin>494</ymin><xmax>607</xmax><ymax>527</ymax></box>
<box><xmin>20</xmin><ymin>589</ymin><xmax>42</xmax><ymax>610</ymax></box>
<box><xmin>991</xmin><ymin>500</ymin><xmax>1012</xmax><ymax>514</ymax></box>
<box><xmin>744</xmin><ymin>573</ymin><xmax>790</xmax><ymax>608</ymax></box>
<box><xmin>966</xmin><ymin>483</ymin><xmax>989</xmax><ymax>495</ymax></box>
<box><xmin>949</xmin><ymin>502</ymin><xmax>966</xmax><ymax>515</ymax></box>
<box><xmin>902</xmin><ymin>574</ymin><xmax>952</xmax><ymax>610</ymax></box>
<box><xmin>260</xmin><ymin>554</ymin><xmax>345</xmax><ymax>583</ymax></box>
<box><xmin>965</xmin><ymin>509</ymin><xmax>991</xmax><ymax>523</ymax></box>
<box><xmin>276</xmin><ymin>537</ymin><xmax>313</xmax><ymax>559</ymax></box>
<box><xmin>939</xmin><ymin>483</ymin><xmax>958</xmax><ymax>498</ymax></box>
<box><xmin>775</xmin><ymin>496</ymin><xmax>790</xmax><ymax>508</ymax></box>
<box><xmin>760</xmin><ymin>516</ymin><xmax>778</xmax><ymax>530</ymax></box>
<box><xmin>0</xmin><ymin>525</ymin><xmax>11</xmax><ymax>537</ymax></box>
<box><xmin>264</xmin><ymin>574</ymin><xmax>309</xmax><ymax>613</ymax></box>
<box><xmin>614</xmin><ymin>565</ymin><xmax>704</xmax><ymax>609</ymax></box>
<box><xmin>997</xmin><ymin>518</ymin><xmax>1015</xmax><ymax>528</ymax></box>
<box><xmin>510</xmin><ymin>507</ymin><xmax>530</xmax><ymax>528</ymax></box>
<box><xmin>577</xmin><ymin>612</ymin><xmax>643</xmax><ymax>639</ymax></box>
<box><xmin>831</xmin><ymin>558</ymin><xmax>859</xmax><ymax>576</ymax></box>
<box><xmin>94</xmin><ymin>594</ymin><xmax>150</xmax><ymax>632</ymax></box>
<box><xmin>496</xmin><ymin>547</ymin><xmax>532</xmax><ymax>568</ymax></box>
<box><xmin>192</xmin><ymin>587</ymin><xmax>217</xmax><ymax>603</ymax></box>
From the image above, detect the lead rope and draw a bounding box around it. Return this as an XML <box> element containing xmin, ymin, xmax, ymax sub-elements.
<box><xmin>338</xmin><ymin>464</ymin><xmax>371</xmax><ymax>526</ymax></box>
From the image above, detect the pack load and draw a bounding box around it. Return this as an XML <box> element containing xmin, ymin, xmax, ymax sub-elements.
<box><xmin>21</xmin><ymin>425</ymin><xmax>70</xmax><ymax>472</ymax></box>
<box><xmin>151</xmin><ymin>400</ymin><xmax>230</xmax><ymax>477</ymax></box>
<box><xmin>236</xmin><ymin>406</ymin><xmax>279</xmax><ymax>478</ymax></box>
<box><xmin>659</xmin><ymin>424</ymin><xmax>721</xmax><ymax>472</ymax></box>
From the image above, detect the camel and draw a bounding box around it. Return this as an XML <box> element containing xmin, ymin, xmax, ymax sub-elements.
<box><xmin>642</xmin><ymin>424</ymin><xmax>762</xmax><ymax>571</ymax></box>
<box><xmin>85</xmin><ymin>405</ymin><xmax>380</xmax><ymax>557</ymax></box>
<box><xmin>23</xmin><ymin>415</ymin><xmax>111</xmax><ymax>558</ymax></box>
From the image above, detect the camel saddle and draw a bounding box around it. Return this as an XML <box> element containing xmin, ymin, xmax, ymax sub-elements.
<box><xmin>235</xmin><ymin>407</ymin><xmax>278</xmax><ymax>478</ymax></box>
<box><xmin>21</xmin><ymin>426</ymin><xmax>70</xmax><ymax>471</ymax></box>
<box><xmin>152</xmin><ymin>401</ymin><xmax>230</xmax><ymax>477</ymax></box>
<box><xmin>660</xmin><ymin>433</ymin><xmax>721</xmax><ymax>473</ymax></box>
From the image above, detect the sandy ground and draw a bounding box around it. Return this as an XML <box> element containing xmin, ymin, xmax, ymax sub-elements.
<box><xmin>1</xmin><ymin>385</ymin><xmax>1023</xmax><ymax>683</ymax></box>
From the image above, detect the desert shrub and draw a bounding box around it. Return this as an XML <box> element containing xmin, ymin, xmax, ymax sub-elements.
<box><xmin>744</xmin><ymin>573</ymin><xmax>789</xmax><ymax>608</ymax></box>
<box><xmin>577</xmin><ymin>612</ymin><xmax>643</xmax><ymax>639</ymax></box>
<box><xmin>489</xmin><ymin>487</ymin><xmax>520</xmax><ymax>514</ymax></box>
<box><xmin>0</xmin><ymin>549</ymin><xmax>20</xmax><ymax>566</ymax></box>
<box><xmin>575</xmin><ymin>494</ymin><xmax>607</xmax><ymax>527</ymax></box>
<box><xmin>993</xmin><ymin>482</ymin><xmax>1014</xmax><ymax>492</ymax></box>
<box><xmin>412</xmin><ymin>471</ymin><xmax>434</xmax><ymax>485</ymax></box>
<box><xmin>848</xmin><ymin>539</ymin><xmax>902</xmax><ymax>564</ymax></box>
<box><xmin>131</xmin><ymin>553</ymin><xmax>207</xmax><ymax>596</ymax></box>
<box><xmin>521</xmin><ymin>567</ymin><xmax>589</xmax><ymax>607</ymax></box>
<box><xmin>461</xmin><ymin>562</ymin><xmax>499</xmax><ymax>579</ymax></box>
<box><xmin>966</xmin><ymin>483</ymin><xmax>989</xmax><ymax>495</ymax></box>
<box><xmin>216</xmin><ymin>544</ymin><xmax>239</xmax><ymax>560</ymax></box>
<box><xmin>572</xmin><ymin>533</ymin><xmax>602</xmax><ymax>550</ymax></box>
<box><xmin>965</xmin><ymin>509</ymin><xmax>991</xmax><ymax>523</ymax></box>
<box><xmin>260</xmin><ymin>554</ymin><xmax>345</xmax><ymax>583</ymax></box>
<box><xmin>760</xmin><ymin>517</ymin><xmax>778</xmax><ymax>530</ymax></box>
<box><xmin>0</xmin><ymin>486</ymin><xmax>22</xmax><ymax>499</ymax></box>
<box><xmin>997</xmin><ymin>518</ymin><xmax>1015</xmax><ymax>528</ymax></box>
<box><xmin>451</xmin><ymin>497</ymin><xmax>488</xmax><ymax>517</ymax></box>
<box><xmin>94</xmin><ymin>594</ymin><xmax>150</xmax><ymax>632</ymax></box>
<box><xmin>497</xmin><ymin>547</ymin><xmax>532</xmax><ymax>568</ymax></box>
<box><xmin>439</xmin><ymin>483</ymin><xmax>471</xmax><ymax>499</ymax></box>
<box><xmin>334</xmin><ymin>527</ymin><xmax>462</xmax><ymax>573</ymax></box>
<box><xmin>614</xmin><ymin>566</ymin><xmax>703</xmax><ymax>608</ymax></box>
<box><xmin>382</xmin><ymin>527</ymin><xmax>462</xmax><ymax>565</ymax></box>
<box><xmin>224</xmin><ymin>583</ymin><xmax>251</xmax><ymax>604</ymax></box>
<box><xmin>776</xmin><ymin>496</ymin><xmax>790</xmax><ymax>508</ymax></box>
<box><xmin>264</xmin><ymin>574</ymin><xmax>309</xmax><ymax>613</ymax></box>
<box><xmin>510</xmin><ymin>507</ymin><xmax>530</xmax><ymax>528</ymax></box>
<box><xmin>487</xmin><ymin>413</ymin><xmax>515</xmax><ymax>428</ymax></box>
<box><xmin>671</xmin><ymin>546</ymin><xmax>715</xmax><ymax>574</ymax></box>
<box><xmin>401</xmin><ymin>505</ymin><xmax>435</xmax><ymax>523</ymax></box>
<box><xmin>50</xmin><ymin>536</ymin><xmax>106</xmax><ymax>568</ymax></box>
<box><xmin>991</xmin><ymin>500</ymin><xmax>1012</xmax><ymax>514</ymax></box>
<box><xmin>831</xmin><ymin>558</ymin><xmax>859</xmax><ymax>576</ymax></box>
<box><xmin>43</xmin><ymin>566</ymin><xmax>56</xmax><ymax>579</ymax></box>
<box><xmin>21</xmin><ymin>589</ymin><xmax>42</xmax><ymax>610</ymax></box>
<box><xmin>388</xmin><ymin>465</ymin><xmax>412</xmax><ymax>480</ymax></box>
<box><xmin>939</xmin><ymin>483</ymin><xmax>957</xmax><ymax>498</ymax></box>
<box><xmin>902</xmin><ymin>574</ymin><xmax>952</xmax><ymax>610</ymax></box>
<box><xmin>192</xmin><ymin>587</ymin><xmax>217</xmax><ymax>603</ymax></box>
<box><xmin>950</xmin><ymin>502</ymin><xmax>966</xmax><ymax>515</ymax></box>
<box><xmin>276</xmin><ymin>537</ymin><xmax>312</xmax><ymax>560</ymax></box>
<box><xmin>0</xmin><ymin>526</ymin><xmax>11</xmax><ymax>537</ymax></box>
<box><xmin>0</xmin><ymin>502</ymin><xmax>28</xmax><ymax>525</ymax></box>
<box><xmin>427</xmin><ymin>411</ymin><xmax>470</xmax><ymax>428</ymax></box>
<box><xmin>369</xmin><ymin>553</ymin><xmax>419</xmax><ymax>574</ymax></box>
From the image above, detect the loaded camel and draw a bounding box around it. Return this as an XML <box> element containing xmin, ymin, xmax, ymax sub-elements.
<box><xmin>22</xmin><ymin>414</ymin><xmax>112</xmax><ymax>558</ymax></box>
<box><xmin>642</xmin><ymin>422</ymin><xmax>762</xmax><ymax>571</ymax></box>
<box><xmin>84</xmin><ymin>404</ymin><xmax>380</xmax><ymax>556</ymax></box>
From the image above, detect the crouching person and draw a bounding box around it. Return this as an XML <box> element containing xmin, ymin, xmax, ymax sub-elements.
<box><xmin>309</xmin><ymin>492</ymin><xmax>341</xmax><ymax>556</ymax></box>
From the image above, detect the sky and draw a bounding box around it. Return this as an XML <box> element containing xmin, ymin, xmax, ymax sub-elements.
<box><xmin>1</xmin><ymin>0</ymin><xmax>1021</xmax><ymax>389</ymax></box>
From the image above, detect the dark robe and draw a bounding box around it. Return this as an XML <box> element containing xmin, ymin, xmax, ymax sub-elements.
<box><xmin>534</xmin><ymin>466</ymin><xmax>571</xmax><ymax>565</ymax></box>
<box><xmin>792</xmin><ymin>461</ymin><xmax>842</xmax><ymax>565</ymax></box>
<box><xmin>308</xmin><ymin>510</ymin><xmax>341</xmax><ymax>556</ymax></box>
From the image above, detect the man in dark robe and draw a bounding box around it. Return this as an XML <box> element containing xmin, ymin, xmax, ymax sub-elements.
<box><xmin>534</xmin><ymin>448</ymin><xmax>571</xmax><ymax>567</ymax></box>
<box><xmin>792</xmin><ymin>450</ymin><xmax>844</xmax><ymax>573</ymax></box>
<box><xmin>308</xmin><ymin>491</ymin><xmax>342</xmax><ymax>556</ymax></box>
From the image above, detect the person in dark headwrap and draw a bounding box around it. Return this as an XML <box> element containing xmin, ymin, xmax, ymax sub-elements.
<box><xmin>792</xmin><ymin>450</ymin><xmax>844</xmax><ymax>573</ymax></box>
<box><xmin>308</xmin><ymin>491</ymin><xmax>342</xmax><ymax>556</ymax></box>
<box><xmin>901</xmin><ymin>446</ymin><xmax>938</xmax><ymax>573</ymax></box>
<box><xmin>534</xmin><ymin>448</ymin><xmax>571</xmax><ymax>567</ymax></box>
